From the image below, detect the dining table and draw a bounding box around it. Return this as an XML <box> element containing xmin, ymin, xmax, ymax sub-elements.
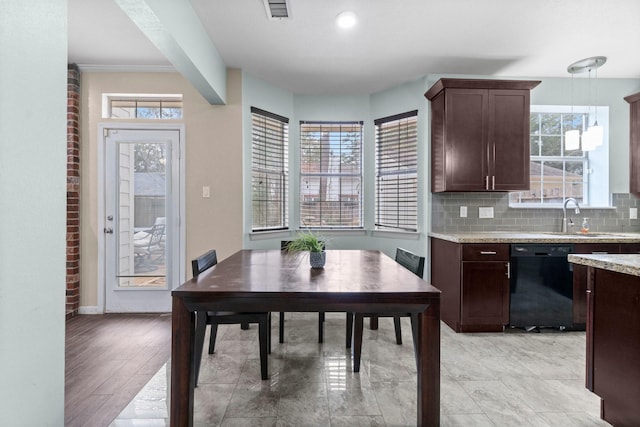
<box><xmin>170</xmin><ymin>249</ymin><xmax>441</xmax><ymax>426</ymax></box>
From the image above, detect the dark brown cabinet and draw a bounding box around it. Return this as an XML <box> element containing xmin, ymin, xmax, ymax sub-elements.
<box><xmin>625</xmin><ymin>92</ymin><xmax>640</xmax><ymax>196</ymax></box>
<box><xmin>585</xmin><ymin>266</ymin><xmax>640</xmax><ymax>426</ymax></box>
<box><xmin>425</xmin><ymin>78</ymin><xmax>540</xmax><ymax>192</ymax></box>
<box><xmin>572</xmin><ymin>243</ymin><xmax>640</xmax><ymax>328</ymax></box>
<box><xmin>431</xmin><ymin>238</ymin><xmax>509</xmax><ymax>332</ymax></box>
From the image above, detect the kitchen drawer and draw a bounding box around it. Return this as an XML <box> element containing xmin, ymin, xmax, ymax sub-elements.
<box><xmin>462</xmin><ymin>244</ymin><xmax>509</xmax><ymax>261</ymax></box>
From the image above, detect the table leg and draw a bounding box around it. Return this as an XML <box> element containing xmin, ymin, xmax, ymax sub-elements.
<box><xmin>171</xmin><ymin>296</ymin><xmax>195</xmax><ymax>427</ymax></box>
<box><xmin>416</xmin><ymin>300</ymin><xmax>440</xmax><ymax>427</ymax></box>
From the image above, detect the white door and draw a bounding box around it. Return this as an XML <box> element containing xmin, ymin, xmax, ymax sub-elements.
<box><xmin>103</xmin><ymin>128</ymin><xmax>182</xmax><ymax>312</ymax></box>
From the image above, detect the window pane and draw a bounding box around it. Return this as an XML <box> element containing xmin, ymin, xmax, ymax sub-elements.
<box><xmin>252</xmin><ymin>108</ymin><xmax>288</xmax><ymax>231</ymax></box>
<box><xmin>540</xmin><ymin>113</ymin><xmax>561</xmax><ymax>135</ymax></box>
<box><xmin>375</xmin><ymin>112</ymin><xmax>418</xmax><ymax>231</ymax></box>
<box><xmin>530</xmin><ymin>136</ymin><xmax>541</xmax><ymax>157</ymax></box>
<box><xmin>137</xmin><ymin>101</ymin><xmax>162</xmax><ymax>119</ymax></box>
<box><xmin>300</xmin><ymin>121</ymin><xmax>363</xmax><ymax>228</ymax></box>
<box><xmin>111</xmin><ymin>100</ymin><xmax>136</xmax><ymax>119</ymax></box>
<box><xmin>540</xmin><ymin>135</ymin><xmax>561</xmax><ymax>156</ymax></box>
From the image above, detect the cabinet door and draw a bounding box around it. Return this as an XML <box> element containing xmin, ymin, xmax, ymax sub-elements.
<box><xmin>461</xmin><ymin>261</ymin><xmax>509</xmax><ymax>329</ymax></box>
<box><xmin>572</xmin><ymin>243</ymin><xmax>621</xmax><ymax>327</ymax></box>
<box><xmin>628</xmin><ymin>96</ymin><xmax>640</xmax><ymax>196</ymax></box>
<box><xmin>489</xmin><ymin>89</ymin><xmax>531</xmax><ymax>191</ymax></box>
<box><xmin>444</xmin><ymin>89</ymin><xmax>489</xmax><ymax>191</ymax></box>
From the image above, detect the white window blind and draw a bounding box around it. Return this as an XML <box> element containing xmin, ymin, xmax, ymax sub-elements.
<box><xmin>300</xmin><ymin>121</ymin><xmax>363</xmax><ymax>228</ymax></box>
<box><xmin>251</xmin><ymin>107</ymin><xmax>289</xmax><ymax>231</ymax></box>
<box><xmin>375</xmin><ymin>111</ymin><xmax>418</xmax><ymax>231</ymax></box>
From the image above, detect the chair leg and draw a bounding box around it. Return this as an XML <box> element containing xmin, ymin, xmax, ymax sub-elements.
<box><xmin>369</xmin><ymin>315</ymin><xmax>379</xmax><ymax>330</ymax></box>
<box><xmin>318</xmin><ymin>312</ymin><xmax>324</xmax><ymax>343</ymax></box>
<box><xmin>258</xmin><ymin>317</ymin><xmax>269</xmax><ymax>380</ymax></box>
<box><xmin>346</xmin><ymin>312</ymin><xmax>354</xmax><ymax>348</ymax></box>
<box><xmin>194</xmin><ymin>311</ymin><xmax>208</xmax><ymax>387</ymax></box>
<box><xmin>353</xmin><ymin>313</ymin><xmax>364</xmax><ymax>372</ymax></box>
<box><xmin>394</xmin><ymin>315</ymin><xmax>403</xmax><ymax>345</ymax></box>
<box><xmin>268</xmin><ymin>313</ymin><xmax>272</xmax><ymax>354</ymax></box>
<box><xmin>279</xmin><ymin>312</ymin><xmax>285</xmax><ymax>343</ymax></box>
<box><xmin>208</xmin><ymin>323</ymin><xmax>219</xmax><ymax>354</ymax></box>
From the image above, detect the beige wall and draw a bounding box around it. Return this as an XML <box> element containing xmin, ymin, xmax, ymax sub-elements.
<box><xmin>80</xmin><ymin>69</ymin><xmax>243</xmax><ymax>308</ymax></box>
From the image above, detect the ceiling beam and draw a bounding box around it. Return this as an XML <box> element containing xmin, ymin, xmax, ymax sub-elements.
<box><xmin>115</xmin><ymin>0</ymin><xmax>226</xmax><ymax>105</ymax></box>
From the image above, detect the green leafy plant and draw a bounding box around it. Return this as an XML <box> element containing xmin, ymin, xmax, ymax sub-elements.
<box><xmin>286</xmin><ymin>230</ymin><xmax>325</xmax><ymax>253</ymax></box>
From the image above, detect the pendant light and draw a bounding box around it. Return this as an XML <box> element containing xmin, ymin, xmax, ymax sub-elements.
<box><xmin>565</xmin><ymin>73</ymin><xmax>580</xmax><ymax>150</ymax></box>
<box><xmin>565</xmin><ymin>56</ymin><xmax>607</xmax><ymax>151</ymax></box>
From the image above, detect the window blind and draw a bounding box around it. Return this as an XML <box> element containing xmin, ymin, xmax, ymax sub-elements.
<box><xmin>375</xmin><ymin>111</ymin><xmax>418</xmax><ymax>231</ymax></box>
<box><xmin>299</xmin><ymin>121</ymin><xmax>363</xmax><ymax>228</ymax></box>
<box><xmin>251</xmin><ymin>107</ymin><xmax>289</xmax><ymax>231</ymax></box>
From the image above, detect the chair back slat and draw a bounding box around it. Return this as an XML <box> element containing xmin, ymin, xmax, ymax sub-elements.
<box><xmin>192</xmin><ymin>249</ymin><xmax>218</xmax><ymax>276</ymax></box>
<box><xmin>395</xmin><ymin>248</ymin><xmax>425</xmax><ymax>278</ymax></box>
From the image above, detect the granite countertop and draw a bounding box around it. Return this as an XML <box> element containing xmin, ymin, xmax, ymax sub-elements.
<box><xmin>568</xmin><ymin>253</ymin><xmax>640</xmax><ymax>277</ymax></box>
<box><xmin>428</xmin><ymin>231</ymin><xmax>640</xmax><ymax>244</ymax></box>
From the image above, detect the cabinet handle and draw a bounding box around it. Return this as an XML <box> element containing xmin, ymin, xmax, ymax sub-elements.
<box><xmin>485</xmin><ymin>176</ymin><xmax>489</xmax><ymax>190</ymax></box>
<box><xmin>592</xmin><ymin>252</ymin><xmax>608</xmax><ymax>254</ymax></box>
<box><xmin>506</xmin><ymin>262</ymin><xmax>510</xmax><ymax>279</ymax></box>
<box><xmin>492</xmin><ymin>175</ymin><xmax>495</xmax><ymax>190</ymax></box>
<box><xmin>480</xmin><ymin>251</ymin><xmax>497</xmax><ymax>255</ymax></box>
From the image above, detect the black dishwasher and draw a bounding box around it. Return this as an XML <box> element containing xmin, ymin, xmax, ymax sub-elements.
<box><xmin>509</xmin><ymin>244</ymin><xmax>574</xmax><ymax>330</ymax></box>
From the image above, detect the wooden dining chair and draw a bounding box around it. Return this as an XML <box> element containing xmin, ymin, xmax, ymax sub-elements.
<box><xmin>192</xmin><ymin>249</ymin><xmax>271</xmax><ymax>385</ymax></box>
<box><xmin>279</xmin><ymin>241</ymin><xmax>326</xmax><ymax>343</ymax></box>
<box><xmin>348</xmin><ymin>247</ymin><xmax>425</xmax><ymax>372</ymax></box>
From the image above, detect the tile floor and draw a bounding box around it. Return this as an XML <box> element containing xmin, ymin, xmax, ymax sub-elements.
<box><xmin>110</xmin><ymin>313</ymin><xmax>609</xmax><ymax>426</ymax></box>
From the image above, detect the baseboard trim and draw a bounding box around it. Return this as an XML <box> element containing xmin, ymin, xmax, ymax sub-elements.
<box><xmin>78</xmin><ymin>306</ymin><xmax>101</xmax><ymax>315</ymax></box>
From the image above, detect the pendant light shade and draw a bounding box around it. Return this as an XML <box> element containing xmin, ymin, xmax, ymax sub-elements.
<box><xmin>565</xmin><ymin>56</ymin><xmax>607</xmax><ymax>151</ymax></box>
<box><xmin>581</xmin><ymin>127</ymin><xmax>599</xmax><ymax>151</ymax></box>
<box><xmin>565</xmin><ymin>129</ymin><xmax>580</xmax><ymax>150</ymax></box>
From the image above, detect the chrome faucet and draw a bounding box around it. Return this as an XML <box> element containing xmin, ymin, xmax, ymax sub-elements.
<box><xmin>562</xmin><ymin>197</ymin><xmax>581</xmax><ymax>233</ymax></box>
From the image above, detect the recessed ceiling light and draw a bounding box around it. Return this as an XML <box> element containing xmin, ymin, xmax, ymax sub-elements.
<box><xmin>335</xmin><ymin>11</ymin><xmax>357</xmax><ymax>29</ymax></box>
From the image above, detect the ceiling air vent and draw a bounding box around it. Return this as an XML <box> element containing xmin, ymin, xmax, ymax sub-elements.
<box><xmin>263</xmin><ymin>0</ymin><xmax>290</xmax><ymax>20</ymax></box>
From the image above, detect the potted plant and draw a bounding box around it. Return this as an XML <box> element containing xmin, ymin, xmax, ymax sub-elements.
<box><xmin>286</xmin><ymin>230</ymin><xmax>326</xmax><ymax>268</ymax></box>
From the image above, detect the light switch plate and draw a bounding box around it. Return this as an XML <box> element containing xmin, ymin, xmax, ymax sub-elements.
<box><xmin>631</xmin><ymin>207</ymin><xmax>638</xmax><ymax>220</ymax></box>
<box><xmin>202</xmin><ymin>186</ymin><xmax>210</xmax><ymax>198</ymax></box>
<box><xmin>460</xmin><ymin>206</ymin><xmax>467</xmax><ymax>218</ymax></box>
<box><xmin>478</xmin><ymin>207</ymin><xmax>494</xmax><ymax>219</ymax></box>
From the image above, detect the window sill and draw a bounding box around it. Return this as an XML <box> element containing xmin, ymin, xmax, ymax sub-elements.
<box><xmin>371</xmin><ymin>229</ymin><xmax>421</xmax><ymax>239</ymax></box>
<box><xmin>249</xmin><ymin>229</ymin><xmax>292</xmax><ymax>241</ymax></box>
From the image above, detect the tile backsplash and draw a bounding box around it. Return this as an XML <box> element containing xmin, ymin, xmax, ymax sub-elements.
<box><xmin>431</xmin><ymin>193</ymin><xmax>640</xmax><ymax>233</ymax></box>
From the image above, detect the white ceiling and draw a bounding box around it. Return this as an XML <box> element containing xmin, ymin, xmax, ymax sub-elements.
<box><xmin>68</xmin><ymin>0</ymin><xmax>640</xmax><ymax>96</ymax></box>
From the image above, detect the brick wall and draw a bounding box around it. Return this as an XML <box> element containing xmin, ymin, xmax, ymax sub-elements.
<box><xmin>66</xmin><ymin>64</ymin><xmax>80</xmax><ymax>318</ymax></box>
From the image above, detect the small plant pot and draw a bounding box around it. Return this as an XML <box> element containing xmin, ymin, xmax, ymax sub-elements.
<box><xmin>309</xmin><ymin>251</ymin><xmax>326</xmax><ymax>269</ymax></box>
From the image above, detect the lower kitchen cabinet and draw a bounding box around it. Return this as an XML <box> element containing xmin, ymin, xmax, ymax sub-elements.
<box><xmin>431</xmin><ymin>238</ymin><xmax>509</xmax><ymax>332</ymax></box>
<box><xmin>572</xmin><ymin>243</ymin><xmax>640</xmax><ymax>328</ymax></box>
<box><xmin>585</xmin><ymin>265</ymin><xmax>640</xmax><ymax>426</ymax></box>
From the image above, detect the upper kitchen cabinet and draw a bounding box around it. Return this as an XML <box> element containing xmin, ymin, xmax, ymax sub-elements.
<box><xmin>625</xmin><ymin>92</ymin><xmax>640</xmax><ymax>197</ymax></box>
<box><xmin>425</xmin><ymin>78</ymin><xmax>541</xmax><ymax>192</ymax></box>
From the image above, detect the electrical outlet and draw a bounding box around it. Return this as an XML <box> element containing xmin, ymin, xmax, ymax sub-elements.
<box><xmin>631</xmin><ymin>207</ymin><xmax>638</xmax><ymax>220</ymax></box>
<box><xmin>202</xmin><ymin>186</ymin><xmax>210</xmax><ymax>198</ymax></box>
<box><xmin>460</xmin><ymin>206</ymin><xmax>467</xmax><ymax>218</ymax></box>
<box><xmin>478</xmin><ymin>207</ymin><xmax>494</xmax><ymax>219</ymax></box>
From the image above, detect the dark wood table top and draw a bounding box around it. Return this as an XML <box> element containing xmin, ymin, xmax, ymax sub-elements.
<box><xmin>174</xmin><ymin>249</ymin><xmax>440</xmax><ymax>300</ymax></box>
